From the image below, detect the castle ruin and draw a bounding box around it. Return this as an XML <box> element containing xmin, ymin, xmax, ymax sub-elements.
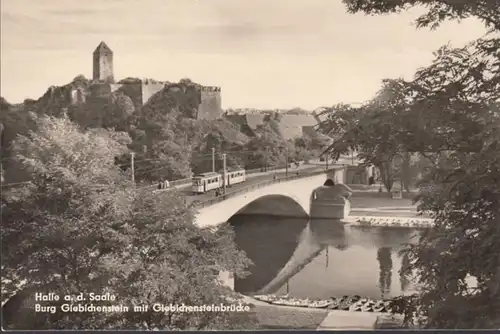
<box><xmin>93</xmin><ymin>42</ymin><xmax>114</xmax><ymax>83</ymax></box>
<box><xmin>84</xmin><ymin>41</ymin><xmax>222</xmax><ymax>119</ymax></box>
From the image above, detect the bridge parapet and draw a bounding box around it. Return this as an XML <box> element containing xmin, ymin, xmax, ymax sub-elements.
<box><xmin>193</xmin><ymin>167</ymin><xmax>341</xmax><ymax>210</ymax></box>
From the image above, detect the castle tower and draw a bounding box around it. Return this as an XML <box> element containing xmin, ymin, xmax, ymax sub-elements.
<box><xmin>93</xmin><ymin>41</ymin><xmax>114</xmax><ymax>82</ymax></box>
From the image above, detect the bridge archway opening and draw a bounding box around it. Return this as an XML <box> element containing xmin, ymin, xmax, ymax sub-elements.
<box><xmin>232</xmin><ymin>194</ymin><xmax>309</xmax><ymax>219</ymax></box>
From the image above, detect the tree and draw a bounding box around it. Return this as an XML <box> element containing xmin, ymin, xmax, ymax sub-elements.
<box><xmin>191</xmin><ymin>118</ymin><xmax>249</xmax><ymax>174</ymax></box>
<box><xmin>293</xmin><ymin>135</ymin><xmax>315</xmax><ymax>162</ymax></box>
<box><xmin>342</xmin><ymin>0</ymin><xmax>500</xmax><ymax>31</ymax></box>
<box><xmin>244</xmin><ymin>116</ymin><xmax>289</xmax><ymax>170</ymax></box>
<box><xmin>0</xmin><ymin>101</ymin><xmax>37</xmax><ymax>184</ymax></box>
<box><xmin>319</xmin><ymin>94</ymin><xmax>409</xmax><ymax>193</ymax></box>
<box><xmin>2</xmin><ymin>114</ymin><xmax>134</xmax><ymax>328</ymax></box>
<box><xmin>130</xmin><ymin>110</ymin><xmax>196</xmax><ymax>181</ymax></box>
<box><xmin>129</xmin><ymin>80</ymin><xmax>225</xmax><ymax>181</ymax></box>
<box><xmin>1</xmin><ymin>115</ymin><xmax>257</xmax><ymax>330</ymax></box>
<box><xmin>102</xmin><ymin>196</ymin><xmax>256</xmax><ymax>330</ymax></box>
<box><xmin>102</xmin><ymin>92</ymin><xmax>135</xmax><ymax>131</ymax></box>
<box><xmin>330</xmin><ymin>0</ymin><xmax>500</xmax><ymax>328</ymax></box>
<box><xmin>394</xmin><ymin>37</ymin><xmax>500</xmax><ymax>329</ymax></box>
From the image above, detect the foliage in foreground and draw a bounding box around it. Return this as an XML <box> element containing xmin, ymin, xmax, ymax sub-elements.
<box><xmin>323</xmin><ymin>0</ymin><xmax>500</xmax><ymax>328</ymax></box>
<box><xmin>1</xmin><ymin>115</ymin><xmax>257</xmax><ymax>330</ymax></box>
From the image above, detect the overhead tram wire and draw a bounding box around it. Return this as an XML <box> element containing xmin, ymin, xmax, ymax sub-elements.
<box><xmin>1</xmin><ymin>148</ymin><xmax>272</xmax><ymax>190</ymax></box>
<box><xmin>1</xmin><ymin>148</ymin><xmax>266</xmax><ymax>171</ymax></box>
<box><xmin>113</xmin><ymin>148</ymin><xmax>262</xmax><ymax>169</ymax></box>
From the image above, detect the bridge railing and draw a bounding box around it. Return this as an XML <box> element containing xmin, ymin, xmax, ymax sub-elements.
<box><xmin>170</xmin><ymin>163</ymin><xmax>303</xmax><ymax>188</ymax></box>
<box><xmin>192</xmin><ymin>167</ymin><xmax>341</xmax><ymax>209</ymax></box>
<box><xmin>169</xmin><ymin>177</ymin><xmax>193</xmax><ymax>187</ymax></box>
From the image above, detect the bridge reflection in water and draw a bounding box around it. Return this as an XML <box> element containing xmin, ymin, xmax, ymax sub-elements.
<box><xmin>229</xmin><ymin>214</ymin><xmax>420</xmax><ymax>300</ymax></box>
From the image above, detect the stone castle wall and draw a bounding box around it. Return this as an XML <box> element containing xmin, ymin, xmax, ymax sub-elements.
<box><xmin>80</xmin><ymin>81</ymin><xmax>221</xmax><ymax>119</ymax></box>
<box><xmin>141</xmin><ymin>83</ymin><xmax>167</xmax><ymax>106</ymax></box>
<box><xmin>198</xmin><ymin>86</ymin><xmax>222</xmax><ymax>120</ymax></box>
<box><xmin>89</xmin><ymin>83</ymin><xmax>113</xmax><ymax>99</ymax></box>
<box><xmin>109</xmin><ymin>83</ymin><xmax>123</xmax><ymax>93</ymax></box>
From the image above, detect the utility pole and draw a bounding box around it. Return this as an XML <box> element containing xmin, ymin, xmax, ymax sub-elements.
<box><xmin>265</xmin><ymin>148</ymin><xmax>269</xmax><ymax>172</ymax></box>
<box><xmin>130</xmin><ymin>152</ymin><xmax>135</xmax><ymax>184</ymax></box>
<box><xmin>285</xmin><ymin>147</ymin><xmax>289</xmax><ymax>177</ymax></box>
<box><xmin>326</xmin><ymin>154</ymin><xmax>329</xmax><ymax>170</ymax></box>
<box><xmin>211</xmin><ymin>148</ymin><xmax>215</xmax><ymax>173</ymax></box>
<box><xmin>222</xmin><ymin>153</ymin><xmax>227</xmax><ymax>196</ymax></box>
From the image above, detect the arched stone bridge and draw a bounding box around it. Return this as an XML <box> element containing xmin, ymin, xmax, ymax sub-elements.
<box><xmin>194</xmin><ymin>168</ymin><xmax>346</xmax><ymax>228</ymax></box>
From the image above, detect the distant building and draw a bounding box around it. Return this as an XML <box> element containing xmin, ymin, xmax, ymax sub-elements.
<box><xmin>225</xmin><ymin>113</ymin><xmax>319</xmax><ymax>140</ymax></box>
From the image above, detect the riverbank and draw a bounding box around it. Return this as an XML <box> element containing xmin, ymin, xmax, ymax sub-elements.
<box><xmin>242</xmin><ymin>295</ymin><xmax>378</xmax><ymax>330</ymax></box>
<box><xmin>241</xmin><ymin>294</ymin><xmax>405</xmax><ymax>330</ymax></box>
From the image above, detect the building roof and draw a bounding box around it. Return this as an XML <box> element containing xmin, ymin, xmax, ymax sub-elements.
<box><xmin>225</xmin><ymin>113</ymin><xmax>320</xmax><ymax>139</ymax></box>
<box><xmin>93</xmin><ymin>41</ymin><xmax>113</xmax><ymax>54</ymax></box>
<box><xmin>194</xmin><ymin>172</ymin><xmax>220</xmax><ymax>178</ymax></box>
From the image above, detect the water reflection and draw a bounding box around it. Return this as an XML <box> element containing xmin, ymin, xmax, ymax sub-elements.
<box><xmin>309</xmin><ymin>219</ymin><xmax>348</xmax><ymax>250</ymax></box>
<box><xmin>400</xmin><ymin>252</ymin><xmax>411</xmax><ymax>292</ymax></box>
<box><xmin>230</xmin><ymin>214</ymin><xmax>422</xmax><ymax>299</ymax></box>
<box><xmin>377</xmin><ymin>247</ymin><xmax>393</xmax><ymax>299</ymax></box>
<box><xmin>228</xmin><ymin>214</ymin><xmax>308</xmax><ymax>293</ymax></box>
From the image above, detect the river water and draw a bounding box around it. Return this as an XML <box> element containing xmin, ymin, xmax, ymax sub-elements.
<box><xmin>229</xmin><ymin>214</ymin><xmax>420</xmax><ymax>300</ymax></box>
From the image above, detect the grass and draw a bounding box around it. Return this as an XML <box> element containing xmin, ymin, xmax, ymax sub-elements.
<box><xmin>253</xmin><ymin>304</ymin><xmax>329</xmax><ymax>329</ymax></box>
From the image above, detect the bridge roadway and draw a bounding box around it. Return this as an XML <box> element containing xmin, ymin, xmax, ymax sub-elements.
<box><xmin>179</xmin><ymin>163</ymin><xmax>331</xmax><ymax>206</ymax></box>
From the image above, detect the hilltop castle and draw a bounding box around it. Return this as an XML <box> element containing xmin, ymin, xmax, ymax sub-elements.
<box><xmin>56</xmin><ymin>42</ymin><xmax>318</xmax><ymax>136</ymax></box>
<box><xmin>67</xmin><ymin>42</ymin><xmax>222</xmax><ymax>120</ymax></box>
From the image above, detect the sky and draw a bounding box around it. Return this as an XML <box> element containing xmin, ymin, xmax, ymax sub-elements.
<box><xmin>0</xmin><ymin>0</ymin><xmax>489</xmax><ymax>110</ymax></box>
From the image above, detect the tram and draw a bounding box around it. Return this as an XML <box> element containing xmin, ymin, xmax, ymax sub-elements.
<box><xmin>191</xmin><ymin>169</ymin><xmax>246</xmax><ymax>194</ymax></box>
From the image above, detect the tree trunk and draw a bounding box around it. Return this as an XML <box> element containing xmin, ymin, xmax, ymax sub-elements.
<box><xmin>378</xmin><ymin>161</ymin><xmax>394</xmax><ymax>194</ymax></box>
<box><xmin>401</xmin><ymin>152</ymin><xmax>411</xmax><ymax>192</ymax></box>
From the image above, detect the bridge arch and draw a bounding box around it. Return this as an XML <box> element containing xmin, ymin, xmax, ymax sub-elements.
<box><xmin>235</xmin><ymin>194</ymin><xmax>308</xmax><ymax>218</ymax></box>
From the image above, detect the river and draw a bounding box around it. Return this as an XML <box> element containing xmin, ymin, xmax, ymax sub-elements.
<box><xmin>229</xmin><ymin>214</ymin><xmax>421</xmax><ymax>300</ymax></box>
